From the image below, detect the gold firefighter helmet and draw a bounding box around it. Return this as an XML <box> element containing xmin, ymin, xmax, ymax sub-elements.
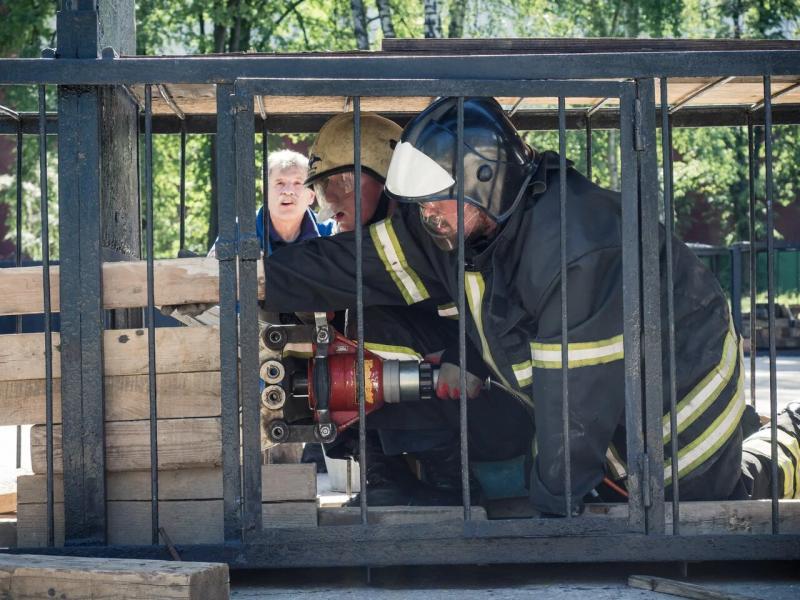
<box><xmin>305</xmin><ymin>112</ymin><xmax>402</xmax><ymax>186</ymax></box>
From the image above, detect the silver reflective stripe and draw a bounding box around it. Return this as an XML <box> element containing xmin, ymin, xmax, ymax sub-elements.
<box><xmin>437</xmin><ymin>302</ymin><xmax>459</xmax><ymax>319</ymax></box>
<box><xmin>370</xmin><ymin>220</ymin><xmax>430</xmax><ymax>305</ymax></box>
<box><xmin>530</xmin><ymin>334</ymin><xmax>624</xmax><ymax>369</ymax></box>
<box><xmin>662</xmin><ymin>324</ymin><xmax>737</xmax><ymax>443</ymax></box>
<box><xmin>512</xmin><ymin>360</ymin><xmax>533</xmax><ymax>388</ymax></box>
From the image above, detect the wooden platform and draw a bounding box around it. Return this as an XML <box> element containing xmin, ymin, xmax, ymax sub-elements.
<box><xmin>0</xmin><ymin>554</ymin><xmax>229</xmax><ymax>600</ymax></box>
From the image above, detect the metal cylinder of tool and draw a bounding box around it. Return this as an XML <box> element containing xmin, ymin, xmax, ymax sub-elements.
<box><xmin>382</xmin><ymin>360</ymin><xmax>437</xmax><ymax>404</ymax></box>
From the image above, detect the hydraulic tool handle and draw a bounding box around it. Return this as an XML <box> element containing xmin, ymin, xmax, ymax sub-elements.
<box><xmin>313</xmin><ymin>355</ymin><xmax>330</xmax><ymax>413</ymax></box>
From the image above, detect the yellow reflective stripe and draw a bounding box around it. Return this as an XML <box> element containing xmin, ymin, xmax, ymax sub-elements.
<box><xmin>530</xmin><ymin>334</ymin><xmax>624</xmax><ymax>369</ymax></box>
<box><xmin>364</xmin><ymin>342</ymin><xmax>422</xmax><ymax>362</ymax></box>
<box><xmin>369</xmin><ymin>220</ymin><xmax>429</xmax><ymax>305</ymax></box>
<box><xmin>437</xmin><ymin>302</ymin><xmax>459</xmax><ymax>319</ymax></box>
<box><xmin>664</xmin><ymin>364</ymin><xmax>745</xmax><ymax>485</ymax></box>
<box><xmin>662</xmin><ymin>324</ymin><xmax>738</xmax><ymax>443</ymax></box>
<box><xmin>747</xmin><ymin>429</ymin><xmax>800</xmax><ymax>499</ymax></box>
<box><xmin>606</xmin><ymin>445</ymin><xmax>627</xmax><ymax>480</ymax></box>
<box><xmin>512</xmin><ymin>360</ymin><xmax>533</xmax><ymax>388</ymax></box>
<box><xmin>465</xmin><ymin>272</ymin><xmax>533</xmax><ymax>409</ymax></box>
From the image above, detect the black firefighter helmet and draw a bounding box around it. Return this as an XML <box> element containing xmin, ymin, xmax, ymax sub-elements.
<box><xmin>384</xmin><ymin>96</ymin><xmax>538</xmax><ymax>223</ymax></box>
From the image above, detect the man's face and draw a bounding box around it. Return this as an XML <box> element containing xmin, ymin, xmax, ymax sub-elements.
<box><xmin>313</xmin><ymin>171</ymin><xmax>384</xmax><ymax>232</ymax></box>
<box><xmin>268</xmin><ymin>166</ymin><xmax>315</xmax><ymax>224</ymax></box>
<box><xmin>419</xmin><ymin>200</ymin><xmax>494</xmax><ymax>251</ymax></box>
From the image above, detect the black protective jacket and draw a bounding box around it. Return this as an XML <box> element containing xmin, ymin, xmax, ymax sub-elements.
<box><xmin>264</xmin><ymin>152</ymin><xmax>745</xmax><ymax>514</ymax></box>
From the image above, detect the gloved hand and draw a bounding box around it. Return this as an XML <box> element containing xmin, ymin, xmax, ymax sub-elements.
<box><xmin>425</xmin><ymin>351</ymin><xmax>484</xmax><ymax>400</ymax></box>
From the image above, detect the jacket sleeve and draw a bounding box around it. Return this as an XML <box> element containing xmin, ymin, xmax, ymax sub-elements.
<box><xmin>526</xmin><ymin>247</ymin><xmax>626</xmax><ymax>515</ymax></box>
<box><xmin>263</xmin><ymin>214</ymin><xmax>447</xmax><ymax>313</ymax></box>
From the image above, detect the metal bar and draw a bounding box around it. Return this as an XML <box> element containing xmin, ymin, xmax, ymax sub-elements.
<box><xmin>235</xmin><ymin>78</ymin><xmax>625</xmax><ymax>99</ymax></box>
<box><xmin>587</xmin><ymin>97</ymin><xmax>610</xmax><ymax>117</ymax></box>
<box><xmin>144</xmin><ymin>84</ymin><xmax>160</xmax><ymax>545</ymax></box>
<box><xmin>3</xmin><ymin>50</ymin><xmax>800</xmax><ymax>84</ymax></box>
<box><xmin>353</xmin><ymin>97</ymin><xmax>368</xmax><ymax>524</ymax></box>
<box><xmin>668</xmin><ymin>76</ymin><xmax>736</xmax><ymax>115</ymax></box>
<box><xmin>179</xmin><ymin>119</ymin><xmax>186</xmax><ymax>251</ymax></box>
<box><xmin>585</xmin><ymin>116</ymin><xmax>592</xmax><ymax>181</ymax></box>
<box><xmin>750</xmin><ymin>80</ymin><xmax>800</xmax><ymax>112</ymax></box>
<box><xmin>15</xmin><ymin>123</ymin><xmax>23</xmax><ymax>469</ymax></box>
<box><xmin>261</xmin><ymin>117</ymin><xmax>270</xmax><ymax>256</ymax></box>
<box><xmin>558</xmin><ymin>96</ymin><xmax>572</xmax><ymax>518</ymax></box>
<box><xmin>619</xmin><ymin>82</ymin><xmax>645</xmax><ymax>531</ymax></box>
<box><xmin>38</xmin><ymin>85</ymin><xmax>55</xmax><ymax>547</ymax></box>
<box><xmin>507</xmin><ymin>97</ymin><xmax>524</xmax><ymax>117</ymax></box>
<box><xmin>0</xmin><ymin>103</ymin><xmax>20</xmax><ymax>120</ymax></box>
<box><xmin>255</xmin><ymin>95</ymin><xmax>266</xmax><ymax>121</ymax></box>
<box><xmin>156</xmin><ymin>83</ymin><xmax>185</xmax><ymax>120</ymax></box>
<box><xmin>661</xmin><ymin>77</ymin><xmax>680</xmax><ymax>535</ymax></box>
<box><xmin>57</xmin><ymin>82</ymin><xmax>106</xmax><ymax>546</ymax></box>
<box><xmin>233</xmin><ymin>93</ymin><xmax>262</xmax><ymax>539</ymax></box>
<box><xmin>9</xmin><ymin>533</ymin><xmax>800</xmax><ymax>566</ymax></box>
<box><xmin>216</xmin><ymin>84</ymin><xmax>243</xmax><ymax>542</ymax></box>
<box><xmin>747</xmin><ymin>114</ymin><xmax>757</xmax><ymax>408</ymax></box>
<box><xmin>456</xmin><ymin>96</ymin><xmax>470</xmax><ymax>519</ymax></box>
<box><xmin>763</xmin><ymin>75</ymin><xmax>779</xmax><ymax>534</ymax></box>
<box><xmin>638</xmin><ymin>79</ymin><xmax>666</xmax><ymax>534</ymax></box>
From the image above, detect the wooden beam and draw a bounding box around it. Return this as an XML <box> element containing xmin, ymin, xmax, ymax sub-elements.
<box><xmin>18</xmin><ymin>464</ymin><xmax>317</xmax><ymax>504</ymax></box>
<box><xmin>0</xmin><ymin>553</ymin><xmax>230</xmax><ymax>599</ymax></box>
<box><xmin>0</xmin><ymin>257</ymin><xmax>265</xmax><ymax>316</ymax></box>
<box><xmin>30</xmin><ymin>418</ymin><xmax>222</xmax><ymax>473</ymax></box>
<box><xmin>629</xmin><ymin>575</ymin><xmax>759</xmax><ymax>600</ymax></box>
<box><xmin>0</xmin><ymin>371</ymin><xmax>221</xmax><ymax>426</ymax></box>
<box><xmin>0</xmin><ymin>327</ymin><xmax>220</xmax><ymax>382</ymax></box>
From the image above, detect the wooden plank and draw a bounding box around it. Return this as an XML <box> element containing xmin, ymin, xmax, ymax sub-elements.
<box><xmin>0</xmin><ymin>327</ymin><xmax>220</xmax><ymax>382</ymax></box>
<box><xmin>0</xmin><ymin>257</ymin><xmax>265</xmax><ymax>316</ymax></box>
<box><xmin>18</xmin><ymin>499</ymin><xmax>318</xmax><ymax>547</ymax></box>
<box><xmin>18</xmin><ymin>464</ymin><xmax>316</xmax><ymax>503</ymax></box>
<box><xmin>0</xmin><ymin>492</ymin><xmax>15</xmax><ymax>514</ymax></box>
<box><xmin>262</xmin><ymin>501</ymin><xmax>318</xmax><ymax>528</ymax></box>
<box><xmin>318</xmin><ymin>505</ymin><xmax>487</xmax><ymax>526</ymax></box>
<box><xmin>0</xmin><ymin>371</ymin><xmax>221</xmax><ymax>426</ymax></box>
<box><xmin>0</xmin><ymin>553</ymin><xmax>229</xmax><ymax>599</ymax></box>
<box><xmin>30</xmin><ymin>418</ymin><xmax>222</xmax><ymax>473</ymax></box>
<box><xmin>629</xmin><ymin>575</ymin><xmax>759</xmax><ymax>600</ymax></box>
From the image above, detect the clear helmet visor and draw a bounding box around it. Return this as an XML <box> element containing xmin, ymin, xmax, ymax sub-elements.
<box><xmin>385</xmin><ymin>142</ymin><xmax>455</xmax><ymax>200</ymax></box>
<box><xmin>311</xmin><ymin>171</ymin><xmax>356</xmax><ymax>221</ymax></box>
<box><xmin>419</xmin><ymin>201</ymin><xmax>485</xmax><ymax>252</ymax></box>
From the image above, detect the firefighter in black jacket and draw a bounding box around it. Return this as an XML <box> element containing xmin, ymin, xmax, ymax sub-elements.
<box><xmin>264</xmin><ymin>97</ymin><xmax>798</xmax><ymax>514</ymax></box>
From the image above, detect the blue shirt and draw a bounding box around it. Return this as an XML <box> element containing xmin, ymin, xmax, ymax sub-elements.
<box><xmin>255</xmin><ymin>207</ymin><xmax>334</xmax><ymax>254</ymax></box>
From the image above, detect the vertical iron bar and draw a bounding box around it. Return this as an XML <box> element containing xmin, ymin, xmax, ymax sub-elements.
<box><xmin>558</xmin><ymin>97</ymin><xmax>572</xmax><ymax>518</ymax></box>
<box><xmin>660</xmin><ymin>77</ymin><xmax>680</xmax><ymax>535</ymax></box>
<box><xmin>456</xmin><ymin>97</ymin><xmax>470</xmax><ymax>519</ymax></box>
<box><xmin>261</xmin><ymin>117</ymin><xmax>270</xmax><ymax>256</ymax></box>
<box><xmin>620</xmin><ymin>83</ymin><xmax>645</xmax><ymax>531</ymax></box>
<box><xmin>144</xmin><ymin>84</ymin><xmax>160</xmax><ymax>545</ymax></box>
<box><xmin>585</xmin><ymin>117</ymin><xmax>593</xmax><ymax>182</ymax></box>
<box><xmin>354</xmin><ymin>97</ymin><xmax>368</xmax><ymax>524</ymax></box>
<box><xmin>731</xmin><ymin>246</ymin><xmax>743</xmax><ymax>335</ymax></box>
<box><xmin>763</xmin><ymin>76</ymin><xmax>779</xmax><ymax>534</ymax></box>
<box><xmin>638</xmin><ymin>79</ymin><xmax>666</xmax><ymax>535</ymax></box>
<box><xmin>15</xmin><ymin>124</ymin><xmax>23</xmax><ymax>469</ymax></box>
<box><xmin>216</xmin><ymin>85</ymin><xmax>243</xmax><ymax>542</ymax></box>
<box><xmin>747</xmin><ymin>114</ymin><xmax>757</xmax><ymax>408</ymax></box>
<box><xmin>233</xmin><ymin>94</ymin><xmax>262</xmax><ymax>539</ymax></box>
<box><xmin>179</xmin><ymin>119</ymin><xmax>186</xmax><ymax>251</ymax></box>
<box><xmin>39</xmin><ymin>85</ymin><xmax>55</xmax><ymax>547</ymax></box>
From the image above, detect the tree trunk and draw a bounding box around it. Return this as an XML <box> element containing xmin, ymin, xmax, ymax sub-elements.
<box><xmin>376</xmin><ymin>0</ymin><xmax>396</xmax><ymax>38</ymax></box>
<box><xmin>350</xmin><ymin>0</ymin><xmax>370</xmax><ymax>50</ymax></box>
<box><xmin>424</xmin><ymin>0</ymin><xmax>443</xmax><ymax>39</ymax></box>
<box><xmin>448</xmin><ymin>0</ymin><xmax>467</xmax><ymax>38</ymax></box>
